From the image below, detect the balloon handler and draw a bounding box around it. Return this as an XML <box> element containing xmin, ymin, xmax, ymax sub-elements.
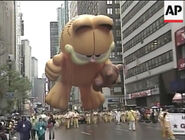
<box><xmin>45</xmin><ymin>15</ymin><xmax>123</xmax><ymax>110</ymax></box>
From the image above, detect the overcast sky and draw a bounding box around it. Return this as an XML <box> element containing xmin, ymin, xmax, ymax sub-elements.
<box><xmin>19</xmin><ymin>1</ymin><xmax>63</xmax><ymax>77</ymax></box>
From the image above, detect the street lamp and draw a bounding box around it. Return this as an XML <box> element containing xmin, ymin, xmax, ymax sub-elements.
<box><xmin>7</xmin><ymin>58</ymin><xmax>12</xmax><ymax>87</ymax></box>
<box><xmin>123</xmin><ymin>64</ymin><xmax>127</xmax><ymax>106</ymax></box>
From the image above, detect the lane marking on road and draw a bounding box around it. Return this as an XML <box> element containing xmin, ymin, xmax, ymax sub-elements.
<box><xmin>81</xmin><ymin>131</ymin><xmax>92</xmax><ymax>135</ymax></box>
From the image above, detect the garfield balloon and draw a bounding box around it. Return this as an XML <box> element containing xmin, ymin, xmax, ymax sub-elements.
<box><xmin>45</xmin><ymin>15</ymin><xmax>122</xmax><ymax>110</ymax></box>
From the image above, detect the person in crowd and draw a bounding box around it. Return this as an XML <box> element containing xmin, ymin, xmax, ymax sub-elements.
<box><xmin>145</xmin><ymin>108</ymin><xmax>151</xmax><ymax>122</ymax></box>
<box><xmin>154</xmin><ymin>109</ymin><xmax>159</xmax><ymax>123</ymax></box>
<box><xmin>151</xmin><ymin>109</ymin><xmax>158</xmax><ymax>123</ymax></box>
<box><xmin>139</xmin><ymin>108</ymin><xmax>145</xmax><ymax>121</ymax></box>
<box><xmin>126</xmin><ymin>109</ymin><xmax>136</xmax><ymax>131</ymax></box>
<box><xmin>85</xmin><ymin>112</ymin><xmax>91</xmax><ymax>125</ymax></box>
<box><xmin>124</xmin><ymin>110</ymin><xmax>129</xmax><ymax>122</ymax></box>
<box><xmin>30</xmin><ymin>115</ymin><xmax>37</xmax><ymax>140</ymax></box>
<box><xmin>64</xmin><ymin>112</ymin><xmax>71</xmax><ymax>129</ymax></box>
<box><xmin>15</xmin><ymin>116</ymin><xmax>32</xmax><ymax>140</ymax></box>
<box><xmin>107</xmin><ymin>111</ymin><xmax>113</xmax><ymax>123</ymax></box>
<box><xmin>158</xmin><ymin>109</ymin><xmax>176</xmax><ymax>140</ymax></box>
<box><xmin>150</xmin><ymin>110</ymin><xmax>155</xmax><ymax>123</ymax></box>
<box><xmin>35</xmin><ymin>118</ymin><xmax>47</xmax><ymax>140</ymax></box>
<box><xmin>92</xmin><ymin>111</ymin><xmax>98</xmax><ymax>124</ymax></box>
<box><xmin>103</xmin><ymin>111</ymin><xmax>108</xmax><ymax>123</ymax></box>
<box><xmin>0</xmin><ymin>121</ymin><xmax>7</xmax><ymax>140</ymax></box>
<box><xmin>54</xmin><ymin>116</ymin><xmax>61</xmax><ymax>129</ymax></box>
<box><xmin>120</xmin><ymin>111</ymin><xmax>126</xmax><ymax>123</ymax></box>
<box><xmin>135</xmin><ymin>110</ymin><xmax>141</xmax><ymax>123</ymax></box>
<box><xmin>115</xmin><ymin>110</ymin><xmax>121</xmax><ymax>125</ymax></box>
<box><xmin>8</xmin><ymin>120</ymin><xmax>15</xmax><ymax>140</ymax></box>
<box><xmin>159</xmin><ymin>109</ymin><xmax>165</xmax><ymax>138</ymax></box>
<box><xmin>73</xmin><ymin>111</ymin><xmax>79</xmax><ymax>128</ymax></box>
<box><xmin>47</xmin><ymin>114</ymin><xmax>56</xmax><ymax>140</ymax></box>
<box><xmin>69</xmin><ymin>111</ymin><xmax>74</xmax><ymax>127</ymax></box>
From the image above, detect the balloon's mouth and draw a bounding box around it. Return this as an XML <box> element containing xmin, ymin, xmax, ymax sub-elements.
<box><xmin>64</xmin><ymin>42</ymin><xmax>115</xmax><ymax>65</ymax></box>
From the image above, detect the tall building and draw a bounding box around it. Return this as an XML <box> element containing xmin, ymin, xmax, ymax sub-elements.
<box><xmin>76</xmin><ymin>1</ymin><xmax>123</xmax><ymax>109</ymax></box>
<box><xmin>31</xmin><ymin>57</ymin><xmax>38</xmax><ymax>78</ymax></box>
<box><xmin>0</xmin><ymin>1</ymin><xmax>16</xmax><ymax>68</ymax></box>
<box><xmin>15</xmin><ymin>1</ymin><xmax>24</xmax><ymax>73</ymax></box>
<box><xmin>32</xmin><ymin>78</ymin><xmax>46</xmax><ymax>106</ymax></box>
<box><xmin>64</xmin><ymin>1</ymin><xmax>69</xmax><ymax>24</ymax></box>
<box><xmin>69</xmin><ymin>1</ymin><xmax>78</xmax><ymax>19</ymax></box>
<box><xmin>120</xmin><ymin>1</ymin><xmax>184</xmax><ymax>106</ymax></box>
<box><xmin>57</xmin><ymin>5</ymin><xmax>65</xmax><ymax>38</ymax></box>
<box><xmin>57</xmin><ymin>1</ymin><xmax>69</xmax><ymax>39</ymax></box>
<box><xmin>21</xmin><ymin>39</ymin><xmax>32</xmax><ymax>81</ymax></box>
<box><xmin>173</xmin><ymin>26</ymin><xmax>185</xmax><ymax>82</ymax></box>
<box><xmin>170</xmin><ymin>2</ymin><xmax>185</xmax><ymax>98</ymax></box>
<box><xmin>31</xmin><ymin>56</ymin><xmax>38</xmax><ymax>99</ymax></box>
<box><xmin>77</xmin><ymin>1</ymin><xmax>99</xmax><ymax>15</ymax></box>
<box><xmin>50</xmin><ymin>22</ymin><xmax>59</xmax><ymax>58</ymax></box>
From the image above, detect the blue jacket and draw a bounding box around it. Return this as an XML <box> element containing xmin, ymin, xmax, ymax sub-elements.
<box><xmin>16</xmin><ymin>120</ymin><xmax>32</xmax><ymax>140</ymax></box>
<box><xmin>35</xmin><ymin>120</ymin><xmax>47</xmax><ymax>137</ymax></box>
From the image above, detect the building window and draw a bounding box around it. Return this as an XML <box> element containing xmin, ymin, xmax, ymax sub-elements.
<box><xmin>107</xmin><ymin>8</ymin><xmax>113</xmax><ymax>14</ymax></box>
<box><xmin>114</xmin><ymin>1</ymin><xmax>120</xmax><ymax>4</ymax></box>
<box><xmin>122</xmin><ymin>1</ymin><xmax>163</xmax><ymax>37</ymax></box>
<box><xmin>121</xmin><ymin>1</ymin><xmax>133</xmax><ymax>14</ymax></box>
<box><xmin>115</xmin><ymin>8</ymin><xmax>120</xmax><ymax>15</ymax></box>
<box><xmin>114</xmin><ymin>0</ymin><xmax>120</xmax><ymax>4</ymax></box>
<box><xmin>107</xmin><ymin>1</ymin><xmax>112</xmax><ymax>5</ymax></box>
<box><xmin>116</xmin><ymin>40</ymin><xmax>122</xmax><ymax>45</ymax></box>
<box><xmin>121</xmin><ymin>1</ymin><xmax>149</xmax><ymax>27</ymax></box>
<box><xmin>123</xmin><ymin>15</ymin><xmax>167</xmax><ymax>52</ymax></box>
<box><xmin>126</xmin><ymin>50</ymin><xmax>173</xmax><ymax>79</ymax></box>
<box><xmin>115</xmin><ymin>19</ymin><xmax>121</xmax><ymax>26</ymax></box>
<box><xmin>124</xmin><ymin>30</ymin><xmax>172</xmax><ymax>65</ymax></box>
<box><xmin>126</xmin><ymin>75</ymin><xmax>159</xmax><ymax>94</ymax></box>
<box><xmin>182</xmin><ymin>45</ymin><xmax>185</xmax><ymax>58</ymax></box>
<box><xmin>116</xmin><ymin>30</ymin><xmax>121</xmax><ymax>37</ymax></box>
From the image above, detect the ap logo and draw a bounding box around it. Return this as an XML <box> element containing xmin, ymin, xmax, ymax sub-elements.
<box><xmin>164</xmin><ymin>1</ymin><xmax>184</xmax><ymax>23</ymax></box>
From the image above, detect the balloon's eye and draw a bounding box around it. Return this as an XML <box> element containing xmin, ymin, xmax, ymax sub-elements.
<box><xmin>75</xmin><ymin>25</ymin><xmax>91</xmax><ymax>33</ymax></box>
<box><xmin>99</xmin><ymin>24</ymin><xmax>112</xmax><ymax>31</ymax></box>
<box><xmin>86</xmin><ymin>55</ymin><xmax>92</xmax><ymax>58</ymax></box>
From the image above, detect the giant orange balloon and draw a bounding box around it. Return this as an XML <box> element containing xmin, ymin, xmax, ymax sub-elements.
<box><xmin>45</xmin><ymin>15</ymin><xmax>122</xmax><ymax>110</ymax></box>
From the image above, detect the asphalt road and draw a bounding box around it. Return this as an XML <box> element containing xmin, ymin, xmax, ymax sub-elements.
<box><xmin>45</xmin><ymin>122</ymin><xmax>185</xmax><ymax>140</ymax></box>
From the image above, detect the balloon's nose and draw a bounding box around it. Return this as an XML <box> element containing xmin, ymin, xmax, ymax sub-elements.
<box><xmin>90</xmin><ymin>55</ymin><xmax>96</xmax><ymax>63</ymax></box>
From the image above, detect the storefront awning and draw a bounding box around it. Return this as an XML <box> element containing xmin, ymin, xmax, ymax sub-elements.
<box><xmin>172</xmin><ymin>93</ymin><xmax>183</xmax><ymax>103</ymax></box>
<box><xmin>173</xmin><ymin>93</ymin><xmax>182</xmax><ymax>100</ymax></box>
<box><xmin>170</xmin><ymin>79</ymin><xmax>185</xmax><ymax>93</ymax></box>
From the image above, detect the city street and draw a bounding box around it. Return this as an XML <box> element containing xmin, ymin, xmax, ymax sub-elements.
<box><xmin>45</xmin><ymin>122</ymin><xmax>185</xmax><ymax>140</ymax></box>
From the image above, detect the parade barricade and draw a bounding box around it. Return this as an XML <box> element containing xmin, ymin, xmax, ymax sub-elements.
<box><xmin>168</xmin><ymin>113</ymin><xmax>185</xmax><ymax>135</ymax></box>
